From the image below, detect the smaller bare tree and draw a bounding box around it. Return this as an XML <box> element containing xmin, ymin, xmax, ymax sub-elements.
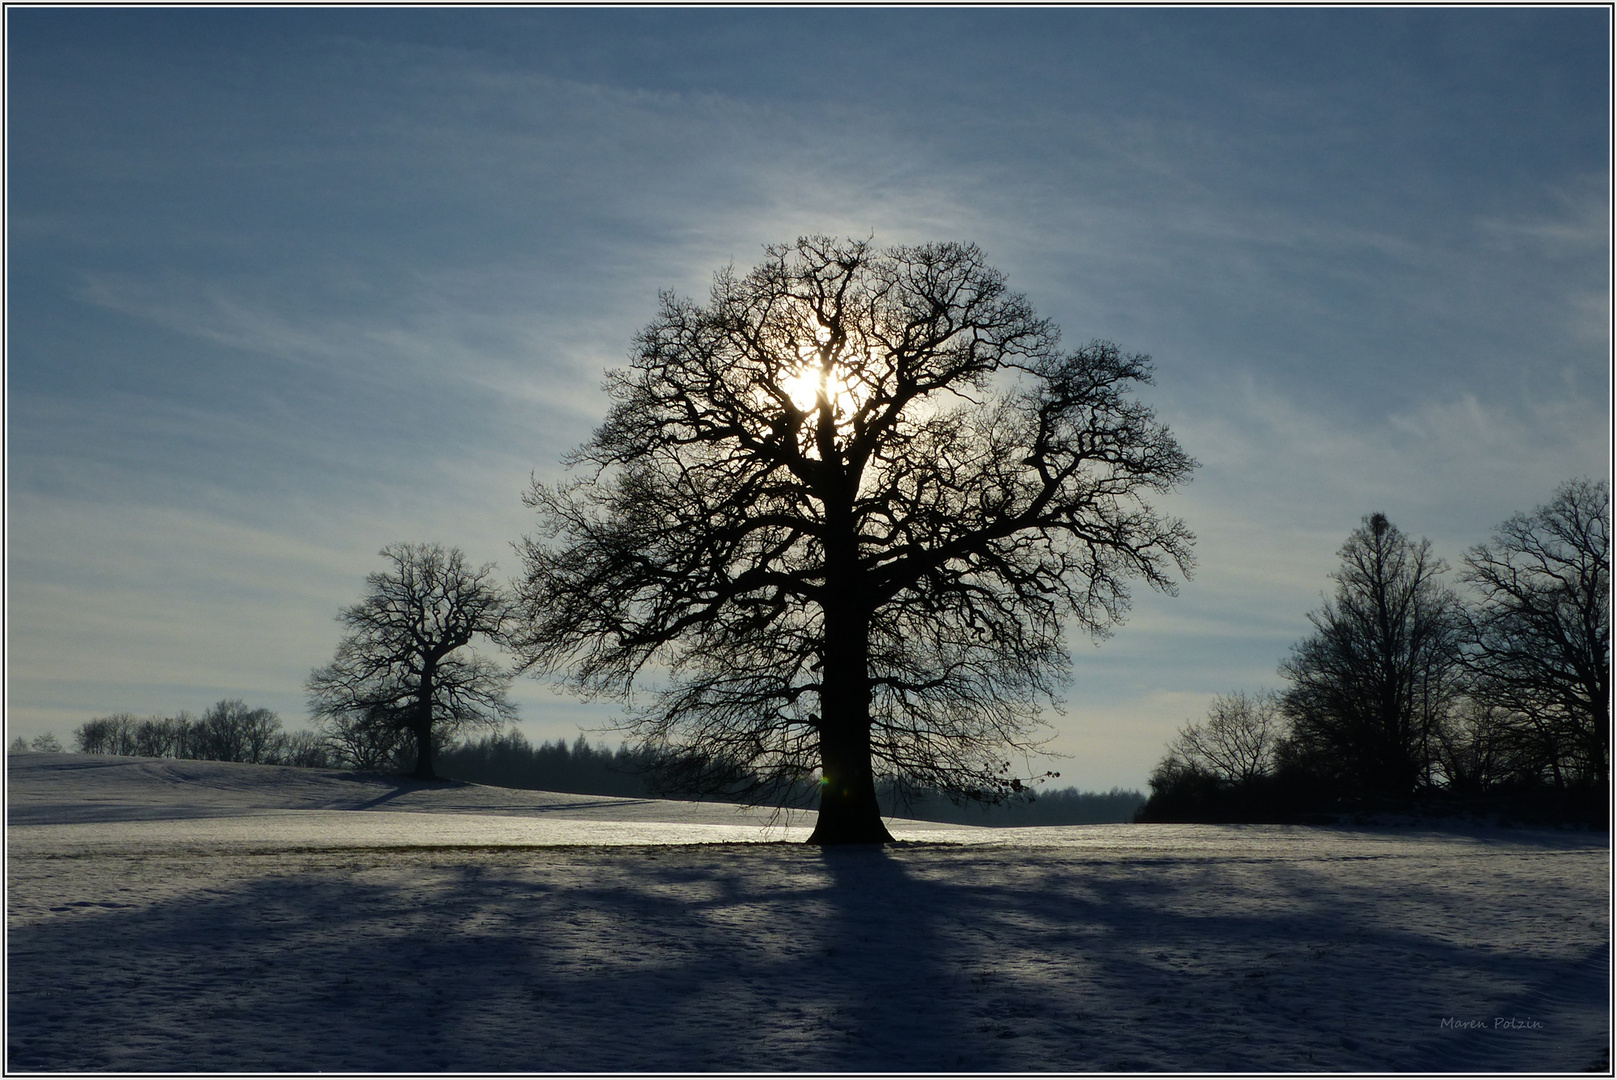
<box><xmin>75</xmin><ymin>714</ymin><xmax>142</xmax><ymax>755</ymax></box>
<box><xmin>1280</xmin><ymin>513</ymin><xmax>1465</xmax><ymax>796</ymax></box>
<box><xmin>1431</xmin><ymin>697</ymin><xmax>1546</xmax><ymax>794</ymax></box>
<box><xmin>276</xmin><ymin>729</ymin><xmax>335</xmax><ymax>769</ymax></box>
<box><xmin>134</xmin><ymin>716</ymin><xmax>181</xmax><ymax>758</ymax></box>
<box><xmin>1167</xmin><ymin>690</ymin><xmax>1283</xmax><ymax>784</ymax></box>
<box><xmin>321</xmin><ymin>710</ymin><xmax>414</xmax><ymax>771</ymax></box>
<box><xmin>194</xmin><ymin>699</ymin><xmax>282</xmax><ymax>763</ymax></box>
<box><xmin>308</xmin><ymin>543</ymin><xmax>516</xmax><ymax>780</ymax></box>
<box><xmin>28</xmin><ymin>733</ymin><xmax>64</xmax><ymax>753</ymax></box>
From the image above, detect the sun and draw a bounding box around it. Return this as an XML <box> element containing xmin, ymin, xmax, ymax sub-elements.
<box><xmin>779</xmin><ymin>351</ymin><xmax>863</xmax><ymax>417</ymax></box>
<box><xmin>780</xmin><ymin>366</ymin><xmax>826</xmax><ymax>412</ymax></box>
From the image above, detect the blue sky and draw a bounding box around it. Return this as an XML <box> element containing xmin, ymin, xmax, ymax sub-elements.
<box><xmin>7</xmin><ymin>8</ymin><xmax>1608</xmax><ymax>790</ymax></box>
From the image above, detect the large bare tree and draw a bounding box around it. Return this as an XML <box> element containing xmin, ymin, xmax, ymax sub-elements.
<box><xmin>1460</xmin><ymin>478</ymin><xmax>1610</xmax><ymax>787</ymax></box>
<box><xmin>308</xmin><ymin>543</ymin><xmax>515</xmax><ymax>780</ymax></box>
<box><xmin>513</xmin><ymin>237</ymin><xmax>1196</xmax><ymax>843</ymax></box>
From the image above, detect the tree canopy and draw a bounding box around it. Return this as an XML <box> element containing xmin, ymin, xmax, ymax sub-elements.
<box><xmin>513</xmin><ymin>237</ymin><xmax>1196</xmax><ymax>842</ymax></box>
<box><xmin>1460</xmin><ymin>477</ymin><xmax>1610</xmax><ymax>787</ymax></box>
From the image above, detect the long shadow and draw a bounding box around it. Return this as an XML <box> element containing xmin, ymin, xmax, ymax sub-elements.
<box><xmin>352</xmin><ymin>786</ymin><xmax>442</xmax><ymax>810</ymax></box>
<box><xmin>805</xmin><ymin>844</ymin><xmax>983</xmax><ymax>1070</ymax></box>
<box><xmin>4</xmin><ymin>844</ymin><xmax>889</xmax><ymax>1070</ymax></box>
<box><xmin>6</xmin><ymin>833</ymin><xmax>1607</xmax><ymax>1071</ymax></box>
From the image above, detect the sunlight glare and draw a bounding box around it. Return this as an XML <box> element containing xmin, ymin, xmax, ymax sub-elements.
<box><xmin>781</xmin><ymin>367</ymin><xmax>824</xmax><ymax>413</ymax></box>
<box><xmin>779</xmin><ymin>345</ymin><xmax>867</xmax><ymax>418</ymax></box>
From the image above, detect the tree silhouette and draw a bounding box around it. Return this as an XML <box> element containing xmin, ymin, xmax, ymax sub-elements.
<box><xmin>308</xmin><ymin>544</ymin><xmax>515</xmax><ymax>780</ymax></box>
<box><xmin>513</xmin><ymin>237</ymin><xmax>1196</xmax><ymax>843</ymax></box>
<box><xmin>1280</xmin><ymin>513</ymin><xmax>1464</xmax><ymax>797</ymax></box>
<box><xmin>1167</xmin><ymin>690</ymin><xmax>1283</xmax><ymax>785</ymax></box>
<box><xmin>194</xmin><ymin>699</ymin><xmax>282</xmax><ymax>764</ymax></box>
<box><xmin>1460</xmin><ymin>478</ymin><xmax>1610</xmax><ymax>787</ymax></box>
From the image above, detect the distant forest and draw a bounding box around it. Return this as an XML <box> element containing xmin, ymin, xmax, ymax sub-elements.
<box><xmin>49</xmin><ymin>710</ymin><xmax>1143</xmax><ymax>826</ymax></box>
<box><xmin>438</xmin><ymin>730</ymin><xmax>1146</xmax><ymax>826</ymax></box>
<box><xmin>64</xmin><ymin>701</ymin><xmax>328</xmax><ymax>767</ymax></box>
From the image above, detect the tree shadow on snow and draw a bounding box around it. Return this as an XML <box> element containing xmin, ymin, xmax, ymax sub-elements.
<box><xmin>5</xmin><ymin>838</ymin><xmax>1607</xmax><ymax>1072</ymax></box>
<box><xmin>7</xmin><ymin>844</ymin><xmax>966</xmax><ymax>1071</ymax></box>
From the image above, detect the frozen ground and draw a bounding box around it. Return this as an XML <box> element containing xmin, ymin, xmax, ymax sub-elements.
<box><xmin>7</xmin><ymin>753</ymin><xmax>1610</xmax><ymax>1072</ymax></box>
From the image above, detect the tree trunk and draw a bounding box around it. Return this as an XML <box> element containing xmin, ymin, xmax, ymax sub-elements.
<box><xmin>809</xmin><ymin>719</ymin><xmax>894</xmax><ymax>844</ymax></box>
<box><xmin>1588</xmin><ymin>687</ymin><xmax>1609</xmax><ymax>789</ymax></box>
<box><xmin>807</xmin><ymin>574</ymin><xmax>893</xmax><ymax>845</ymax></box>
<box><xmin>411</xmin><ymin>659</ymin><xmax>441</xmax><ymax>781</ymax></box>
<box><xmin>411</xmin><ymin>719</ymin><xmax>437</xmax><ymax>780</ymax></box>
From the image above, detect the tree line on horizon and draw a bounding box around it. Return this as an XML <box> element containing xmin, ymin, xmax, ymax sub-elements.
<box><xmin>1140</xmin><ymin>477</ymin><xmax>1608</xmax><ymax>826</ymax></box>
<box><xmin>436</xmin><ymin>728</ymin><xmax>1145</xmax><ymax>825</ymax></box>
<box><xmin>65</xmin><ymin>699</ymin><xmax>330</xmax><ymax>767</ymax></box>
<box><xmin>48</xmin><ymin>711</ymin><xmax>1146</xmax><ymax>826</ymax></box>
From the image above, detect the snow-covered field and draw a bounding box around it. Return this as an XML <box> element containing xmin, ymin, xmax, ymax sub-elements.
<box><xmin>7</xmin><ymin>753</ymin><xmax>1610</xmax><ymax>1072</ymax></box>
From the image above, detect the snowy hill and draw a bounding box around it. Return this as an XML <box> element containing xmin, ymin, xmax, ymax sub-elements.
<box><xmin>7</xmin><ymin>751</ymin><xmax>1610</xmax><ymax>1071</ymax></box>
<box><xmin>7</xmin><ymin>750</ymin><xmax>822</xmax><ymax>836</ymax></box>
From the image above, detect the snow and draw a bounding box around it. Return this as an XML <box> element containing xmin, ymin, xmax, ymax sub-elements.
<box><xmin>7</xmin><ymin>752</ymin><xmax>1610</xmax><ymax>1072</ymax></box>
